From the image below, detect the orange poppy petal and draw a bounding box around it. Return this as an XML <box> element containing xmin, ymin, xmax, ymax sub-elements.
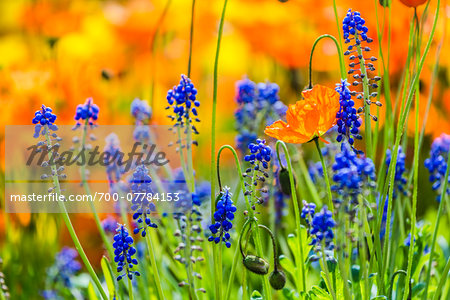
<box><xmin>302</xmin><ymin>85</ymin><xmax>339</xmax><ymax>135</ymax></box>
<box><xmin>286</xmin><ymin>101</ymin><xmax>320</xmax><ymax>136</ymax></box>
<box><xmin>264</xmin><ymin>120</ymin><xmax>312</xmax><ymax>144</ymax></box>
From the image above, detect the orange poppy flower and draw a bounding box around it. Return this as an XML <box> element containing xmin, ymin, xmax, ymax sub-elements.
<box><xmin>399</xmin><ymin>0</ymin><xmax>428</xmax><ymax>7</ymax></box>
<box><xmin>264</xmin><ymin>85</ymin><xmax>340</xmax><ymax>143</ymax></box>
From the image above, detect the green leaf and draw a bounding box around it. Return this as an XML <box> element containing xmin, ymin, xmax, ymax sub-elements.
<box><xmin>412</xmin><ymin>282</ymin><xmax>426</xmax><ymax>297</ymax></box>
<box><xmin>250</xmin><ymin>290</ymin><xmax>264</xmax><ymax>300</ymax></box>
<box><xmin>101</xmin><ymin>256</ymin><xmax>115</xmax><ymax>300</ymax></box>
<box><xmin>87</xmin><ymin>282</ymin><xmax>100</xmax><ymax>300</ymax></box>
<box><xmin>309</xmin><ymin>286</ymin><xmax>333</xmax><ymax>300</ymax></box>
<box><xmin>370</xmin><ymin>296</ymin><xmax>387</xmax><ymax>300</ymax></box>
<box><xmin>279</xmin><ymin>255</ymin><xmax>296</xmax><ymax>278</ymax></box>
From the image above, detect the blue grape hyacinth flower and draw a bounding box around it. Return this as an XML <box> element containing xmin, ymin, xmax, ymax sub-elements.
<box><xmin>301</xmin><ymin>200</ymin><xmax>316</xmax><ymax>225</ymax></box>
<box><xmin>424</xmin><ymin>133</ymin><xmax>450</xmax><ymax>202</ymax></box>
<box><xmin>309</xmin><ymin>206</ymin><xmax>336</xmax><ymax>251</ymax></box>
<box><xmin>131</xmin><ymin>98</ymin><xmax>151</xmax><ymax>122</ymax></box>
<box><xmin>32</xmin><ymin>105</ymin><xmax>58</xmax><ymax>138</ymax></box>
<box><xmin>208</xmin><ymin>187</ymin><xmax>237</xmax><ymax>248</ymax></box>
<box><xmin>385</xmin><ymin>146</ymin><xmax>408</xmax><ymax>199</ymax></box>
<box><xmin>74</xmin><ymin>97</ymin><xmax>99</xmax><ymax>128</ymax></box>
<box><xmin>113</xmin><ymin>224</ymin><xmax>140</xmax><ymax>281</ymax></box>
<box><xmin>130</xmin><ymin>165</ymin><xmax>158</xmax><ymax>237</ymax></box>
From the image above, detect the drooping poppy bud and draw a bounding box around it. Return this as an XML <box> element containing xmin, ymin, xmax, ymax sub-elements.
<box><xmin>243</xmin><ymin>255</ymin><xmax>270</xmax><ymax>275</ymax></box>
<box><xmin>269</xmin><ymin>269</ymin><xmax>286</xmax><ymax>290</ymax></box>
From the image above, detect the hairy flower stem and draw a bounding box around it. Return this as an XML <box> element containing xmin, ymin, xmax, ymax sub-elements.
<box><xmin>320</xmin><ymin>246</ymin><xmax>336</xmax><ymax>300</ymax></box>
<box><xmin>314</xmin><ymin>139</ymin><xmax>333</xmax><ymax>211</ymax></box>
<box><xmin>44</xmin><ymin>128</ymin><xmax>107</xmax><ymax>300</ymax></box>
<box><xmin>309</xmin><ymin>34</ymin><xmax>346</xmax><ymax>89</ymax></box>
<box><xmin>276</xmin><ymin>141</ymin><xmax>306</xmax><ymax>293</ymax></box>
<box><xmin>210</xmin><ymin>1</ymin><xmax>229</xmax><ymax>298</ymax></box>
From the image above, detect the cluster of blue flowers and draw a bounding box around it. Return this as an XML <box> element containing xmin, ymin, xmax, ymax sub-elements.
<box><xmin>335</xmin><ymin>79</ymin><xmax>362</xmax><ymax>150</ymax></box>
<box><xmin>74</xmin><ymin>98</ymin><xmax>99</xmax><ymax>128</ymax></box>
<box><xmin>424</xmin><ymin>133</ymin><xmax>450</xmax><ymax>202</ymax></box>
<box><xmin>102</xmin><ymin>216</ymin><xmax>118</xmax><ymax>234</ymax></box>
<box><xmin>55</xmin><ymin>247</ymin><xmax>82</xmax><ymax>287</ymax></box>
<box><xmin>130</xmin><ymin>165</ymin><xmax>158</xmax><ymax>237</ymax></box>
<box><xmin>208</xmin><ymin>187</ymin><xmax>236</xmax><ymax>248</ymax></box>
<box><xmin>166</xmin><ymin>74</ymin><xmax>200</xmax><ymax>137</ymax></box>
<box><xmin>245</xmin><ymin>139</ymin><xmax>272</xmax><ymax>170</ymax></box>
<box><xmin>385</xmin><ymin>146</ymin><xmax>408</xmax><ymax>199</ymax></box>
<box><xmin>234</xmin><ymin>78</ymin><xmax>287</xmax><ymax>153</ymax></box>
<box><xmin>104</xmin><ymin>133</ymin><xmax>124</xmax><ymax>189</ymax></box>
<box><xmin>303</xmin><ymin>205</ymin><xmax>336</xmax><ymax>251</ymax></box>
<box><xmin>341</xmin><ymin>10</ymin><xmax>381</xmax><ymax>136</ymax></box>
<box><xmin>301</xmin><ymin>200</ymin><xmax>316</xmax><ymax>225</ymax></box>
<box><xmin>332</xmin><ymin>144</ymin><xmax>376</xmax><ymax>205</ymax></box>
<box><xmin>113</xmin><ymin>225</ymin><xmax>140</xmax><ymax>281</ymax></box>
<box><xmin>32</xmin><ymin>105</ymin><xmax>58</xmax><ymax>138</ymax></box>
<box><xmin>131</xmin><ymin>98</ymin><xmax>151</xmax><ymax>121</ymax></box>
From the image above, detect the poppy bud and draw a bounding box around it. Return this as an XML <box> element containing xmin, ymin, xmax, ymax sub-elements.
<box><xmin>378</xmin><ymin>0</ymin><xmax>391</xmax><ymax>7</ymax></box>
<box><xmin>399</xmin><ymin>0</ymin><xmax>427</xmax><ymax>7</ymax></box>
<box><xmin>243</xmin><ymin>255</ymin><xmax>270</xmax><ymax>275</ymax></box>
<box><xmin>278</xmin><ymin>168</ymin><xmax>295</xmax><ymax>195</ymax></box>
<box><xmin>351</xmin><ymin>265</ymin><xmax>361</xmax><ymax>283</ymax></box>
<box><xmin>326</xmin><ymin>256</ymin><xmax>337</xmax><ymax>273</ymax></box>
<box><xmin>269</xmin><ymin>269</ymin><xmax>286</xmax><ymax>290</ymax></box>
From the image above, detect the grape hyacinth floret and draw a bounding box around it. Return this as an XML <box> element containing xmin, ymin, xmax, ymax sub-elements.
<box><xmin>113</xmin><ymin>224</ymin><xmax>140</xmax><ymax>281</ymax></box>
<box><xmin>104</xmin><ymin>133</ymin><xmax>124</xmax><ymax>189</ymax></box>
<box><xmin>335</xmin><ymin>79</ymin><xmax>362</xmax><ymax>150</ymax></box>
<box><xmin>130</xmin><ymin>165</ymin><xmax>158</xmax><ymax>237</ymax></box>
<box><xmin>386</xmin><ymin>146</ymin><xmax>408</xmax><ymax>199</ymax></box>
<box><xmin>424</xmin><ymin>133</ymin><xmax>450</xmax><ymax>202</ymax></box>
<box><xmin>208</xmin><ymin>187</ymin><xmax>236</xmax><ymax>248</ymax></box>
<box><xmin>55</xmin><ymin>247</ymin><xmax>82</xmax><ymax>287</ymax></box>
<box><xmin>166</xmin><ymin>74</ymin><xmax>200</xmax><ymax>140</ymax></box>
<box><xmin>102</xmin><ymin>216</ymin><xmax>118</xmax><ymax>234</ymax></box>
<box><xmin>32</xmin><ymin>105</ymin><xmax>58</xmax><ymax>138</ymax></box>
<box><xmin>309</xmin><ymin>206</ymin><xmax>336</xmax><ymax>251</ymax></box>
<box><xmin>74</xmin><ymin>97</ymin><xmax>99</xmax><ymax>128</ymax></box>
<box><xmin>244</xmin><ymin>139</ymin><xmax>272</xmax><ymax>171</ymax></box>
<box><xmin>301</xmin><ymin>200</ymin><xmax>316</xmax><ymax>225</ymax></box>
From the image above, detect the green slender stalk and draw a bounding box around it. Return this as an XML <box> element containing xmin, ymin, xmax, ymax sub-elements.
<box><xmin>276</xmin><ymin>141</ymin><xmax>307</xmax><ymax>293</ymax></box>
<box><xmin>187</xmin><ymin>0</ymin><xmax>196</xmax><ymax>78</ymax></box>
<box><xmin>128</xmin><ymin>277</ymin><xmax>134</xmax><ymax>300</ymax></box>
<box><xmin>388</xmin><ymin>270</ymin><xmax>408</xmax><ymax>300</ymax></box>
<box><xmin>209</xmin><ymin>2</ymin><xmax>229</xmax><ymax>296</ymax></box>
<box><xmin>320</xmin><ymin>246</ymin><xmax>336</xmax><ymax>300</ymax></box>
<box><xmin>296</xmin><ymin>151</ymin><xmax>321</xmax><ymax>204</ymax></box>
<box><xmin>358</xmin><ymin>195</ymin><xmax>369</xmax><ymax>300</ymax></box>
<box><xmin>314</xmin><ymin>139</ymin><xmax>333</xmax><ymax>210</ymax></box>
<box><xmin>422</xmin><ymin>148</ymin><xmax>450</xmax><ymax>300</ymax></box>
<box><xmin>332</xmin><ymin>0</ymin><xmax>344</xmax><ymax>55</ymax></box>
<box><xmin>308</xmin><ymin>34</ymin><xmax>346</xmax><ymax>89</ymax></box>
<box><xmin>432</xmin><ymin>257</ymin><xmax>450</xmax><ymax>300</ymax></box>
<box><xmin>79</xmin><ymin>119</ymin><xmax>115</xmax><ymax>260</ymax></box>
<box><xmin>145</xmin><ymin>231</ymin><xmax>165</xmax><ymax>300</ymax></box>
<box><xmin>44</xmin><ymin>128</ymin><xmax>107</xmax><ymax>300</ymax></box>
<box><xmin>403</xmin><ymin>62</ymin><xmax>421</xmax><ymax>300</ymax></box>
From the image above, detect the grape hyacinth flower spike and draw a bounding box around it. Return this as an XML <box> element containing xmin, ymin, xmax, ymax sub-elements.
<box><xmin>113</xmin><ymin>224</ymin><xmax>140</xmax><ymax>281</ymax></box>
<box><xmin>309</xmin><ymin>206</ymin><xmax>336</xmax><ymax>252</ymax></box>
<box><xmin>424</xmin><ymin>133</ymin><xmax>450</xmax><ymax>202</ymax></box>
<box><xmin>32</xmin><ymin>105</ymin><xmax>58</xmax><ymax>138</ymax></box>
<box><xmin>208</xmin><ymin>187</ymin><xmax>237</xmax><ymax>248</ymax></box>
<box><xmin>130</xmin><ymin>165</ymin><xmax>158</xmax><ymax>237</ymax></box>
<box><xmin>385</xmin><ymin>146</ymin><xmax>408</xmax><ymax>199</ymax></box>
<box><xmin>74</xmin><ymin>97</ymin><xmax>99</xmax><ymax>129</ymax></box>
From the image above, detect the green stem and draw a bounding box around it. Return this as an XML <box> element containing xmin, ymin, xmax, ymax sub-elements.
<box><xmin>145</xmin><ymin>231</ymin><xmax>165</xmax><ymax>300</ymax></box>
<box><xmin>320</xmin><ymin>246</ymin><xmax>336</xmax><ymax>300</ymax></box>
<box><xmin>276</xmin><ymin>141</ymin><xmax>307</xmax><ymax>293</ymax></box>
<box><xmin>314</xmin><ymin>139</ymin><xmax>333</xmax><ymax>210</ymax></box>
<box><xmin>128</xmin><ymin>277</ymin><xmax>134</xmax><ymax>300</ymax></box>
<box><xmin>187</xmin><ymin>0</ymin><xmax>196</xmax><ymax>78</ymax></box>
<box><xmin>44</xmin><ymin>129</ymin><xmax>107</xmax><ymax>300</ymax></box>
<box><xmin>308</xmin><ymin>34</ymin><xmax>346</xmax><ymax>89</ymax></box>
<box><xmin>332</xmin><ymin>0</ymin><xmax>344</xmax><ymax>60</ymax></box>
<box><xmin>388</xmin><ymin>270</ymin><xmax>409</xmax><ymax>300</ymax></box>
<box><xmin>211</xmin><ymin>2</ymin><xmax>229</xmax><ymax>297</ymax></box>
<box><xmin>432</xmin><ymin>257</ymin><xmax>450</xmax><ymax>300</ymax></box>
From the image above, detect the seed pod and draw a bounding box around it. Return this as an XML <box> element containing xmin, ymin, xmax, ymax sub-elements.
<box><xmin>243</xmin><ymin>255</ymin><xmax>270</xmax><ymax>275</ymax></box>
<box><xmin>379</xmin><ymin>0</ymin><xmax>391</xmax><ymax>7</ymax></box>
<box><xmin>278</xmin><ymin>168</ymin><xmax>295</xmax><ymax>196</ymax></box>
<box><xmin>269</xmin><ymin>269</ymin><xmax>286</xmax><ymax>290</ymax></box>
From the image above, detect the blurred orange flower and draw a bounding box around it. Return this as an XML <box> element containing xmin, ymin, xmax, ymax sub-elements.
<box><xmin>264</xmin><ymin>85</ymin><xmax>340</xmax><ymax>143</ymax></box>
<box><xmin>399</xmin><ymin>0</ymin><xmax>428</xmax><ymax>7</ymax></box>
